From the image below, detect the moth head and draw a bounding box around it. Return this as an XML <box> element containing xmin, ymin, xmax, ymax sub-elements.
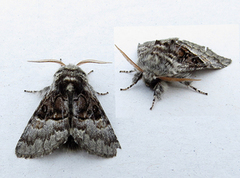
<box><xmin>27</xmin><ymin>59</ymin><xmax>111</xmax><ymax>81</ymax></box>
<box><xmin>115</xmin><ymin>45</ymin><xmax>201</xmax><ymax>83</ymax></box>
<box><xmin>28</xmin><ymin>59</ymin><xmax>111</xmax><ymax>90</ymax></box>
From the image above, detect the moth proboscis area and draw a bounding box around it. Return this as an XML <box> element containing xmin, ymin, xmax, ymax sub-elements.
<box><xmin>115</xmin><ymin>38</ymin><xmax>232</xmax><ymax>110</ymax></box>
<box><xmin>16</xmin><ymin>59</ymin><xmax>121</xmax><ymax>158</ymax></box>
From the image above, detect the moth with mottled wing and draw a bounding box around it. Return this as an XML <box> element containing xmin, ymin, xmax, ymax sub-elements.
<box><xmin>116</xmin><ymin>38</ymin><xmax>232</xmax><ymax>110</ymax></box>
<box><xmin>16</xmin><ymin>59</ymin><xmax>121</xmax><ymax>158</ymax></box>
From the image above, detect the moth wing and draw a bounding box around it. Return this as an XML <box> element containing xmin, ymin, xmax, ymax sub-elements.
<box><xmin>71</xmin><ymin>85</ymin><xmax>121</xmax><ymax>158</ymax></box>
<box><xmin>15</xmin><ymin>90</ymin><xmax>70</xmax><ymax>158</ymax></box>
<box><xmin>175</xmin><ymin>39</ymin><xmax>231</xmax><ymax>72</ymax></box>
<box><xmin>137</xmin><ymin>38</ymin><xmax>231</xmax><ymax>73</ymax></box>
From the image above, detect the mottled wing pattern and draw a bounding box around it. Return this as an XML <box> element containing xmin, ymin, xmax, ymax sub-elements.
<box><xmin>138</xmin><ymin>38</ymin><xmax>231</xmax><ymax>73</ymax></box>
<box><xmin>175</xmin><ymin>39</ymin><xmax>232</xmax><ymax>71</ymax></box>
<box><xmin>71</xmin><ymin>84</ymin><xmax>121</xmax><ymax>158</ymax></box>
<box><xmin>15</xmin><ymin>90</ymin><xmax>70</xmax><ymax>158</ymax></box>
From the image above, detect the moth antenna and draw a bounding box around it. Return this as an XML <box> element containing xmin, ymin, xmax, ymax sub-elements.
<box><xmin>28</xmin><ymin>59</ymin><xmax>66</xmax><ymax>66</ymax></box>
<box><xmin>76</xmin><ymin>59</ymin><xmax>111</xmax><ymax>66</ymax></box>
<box><xmin>157</xmin><ymin>76</ymin><xmax>201</xmax><ymax>82</ymax></box>
<box><xmin>115</xmin><ymin>45</ymin><xmax>144</xmax><ymax>72</ymax></box>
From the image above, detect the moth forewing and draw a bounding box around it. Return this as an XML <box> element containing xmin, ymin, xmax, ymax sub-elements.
<box><xmin>16</xmin><ymin>60</ymin><xmax>121</xmax><ymax>158</ymax></box>
<box><xmin>116</xmin><ymin>38</ymin><xmax>231</xmax><ymax>109</ymax></box>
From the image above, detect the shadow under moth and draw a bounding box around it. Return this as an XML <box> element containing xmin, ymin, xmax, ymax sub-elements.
<box><xmin>116</xmin><ymin>38</ymin><xmax>232</xmax><ymax>110</ymax></box>
<box><xmin>16</xmin><ymin>59</ymin><xmax>121</xmax><ymax>158</ymax></box>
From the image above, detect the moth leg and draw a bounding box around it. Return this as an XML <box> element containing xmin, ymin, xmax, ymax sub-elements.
<box><xmin>24</xmin><ymin>90</ymin><xmax>38</xmax><ymax>93</ymax></box>
<box><xmin>120</xmin><ymin>72</ymin><xmax>142</xmax><ymax>91</ymax></box>
<box><xmin>87</xmin><ymin>70</ymin><xmax>94</xmax><ymax>75</ymax></box>
<box><xmin>150</xmin><ymin>82</ymin><xmax>166</xmax><ymax>110</ymax></box>
<box><xmin>189</xmin><ymin>85</ymin><xmax>208</xmax><ymax>95</ymax></box>
<box><xmin>120</xmin><ymin>69</ymin><xmax>136</xmax><ymax>73</ymax></box>
<box><xmin>150</xmin><ymin>96</ymin><xmax>157</xmax><ymax>110</ymax></box>
<box><xmin>96</xmin><ymin>91</ymin><xmax>109</xmax><ymax>95</ymax></box>
<box><xmin>87</xmin><ymin>70</ymin><xmax>109</xmax><ymax>95</ymax></box>
<box><xmin>24</xmin><ymin>86</ymin><xmax>50</xmax><ymax>96</ymax></box>
<box><xmin>180</xmin><ymin>81</ymin><xmax>208</xmax><ymax>95</ymax></box>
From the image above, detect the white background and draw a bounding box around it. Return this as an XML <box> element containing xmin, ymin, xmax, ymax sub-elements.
<box><xmin>1</xmin><ymin>1</ymin><xmax>240</xmax><ymax>178</ymax></box>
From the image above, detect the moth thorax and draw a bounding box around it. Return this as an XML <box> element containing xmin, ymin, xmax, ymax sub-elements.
<box><xmin>66</xmin><ymin>83</ymin><xmax>74</xmax><ymax>92</ymax></box>
<box><xmin>145</xmin><ymin>78</ymin><xmax>162</xmax><ymax>89</ymax></box>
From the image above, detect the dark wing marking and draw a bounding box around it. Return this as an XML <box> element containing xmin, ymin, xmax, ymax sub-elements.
<box><xmin>175</xmin><ymin>39</ymin><xmax>231</xmax><ymax>71</ymax></box>
<box><xmin>71</xmin><ymin>85</ymin><xmax>121</xmax><ymax>158</ymax></box>
<box><xmin>137</xmin><ymin>38</ymin><xmax>231</xmax><ymax>73</ymax></box>
<box><xmin>15</xmin><ymin>90</ymin><xmax>70</xmax><ymax>158</ymax></box>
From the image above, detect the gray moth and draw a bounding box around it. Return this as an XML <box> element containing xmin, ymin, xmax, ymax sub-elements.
<box><xmin>116</xmin><ymin>38</ymin><xmax>232</xmax><ymax>110</ymax></box>
<box><xmin>16</xmin><ymin>59</ymin><xmax>121</xmax><ymax>158</ymax></box>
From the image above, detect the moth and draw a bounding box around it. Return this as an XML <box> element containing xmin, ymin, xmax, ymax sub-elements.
<box><xmin>115</xmin><ymin>38</ymin><xmax>232</xmax><ymax>110</ymax></box>
<box><xmin>16</xmin><ymin>59</ymin><xmax>121</xmax><ymax>158</ymax></box>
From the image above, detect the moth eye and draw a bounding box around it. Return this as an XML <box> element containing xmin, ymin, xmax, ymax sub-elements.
<box><xmin>92</xmin><ymin>105</ymin><xmax>102</xmax><ymax>120</ymax></box>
